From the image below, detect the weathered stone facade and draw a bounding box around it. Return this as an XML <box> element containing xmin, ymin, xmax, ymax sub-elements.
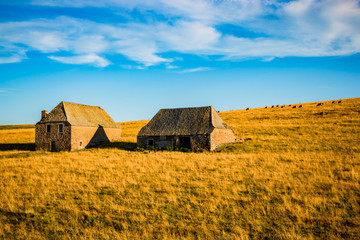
<box><xmin>70</xmin><ymin>126</ymin><xmax>122</xmax><ymax>151</ymax></box>
<box><xmin>35</xmin><ymin>102</ymin><xmax>121</xmax><ymax>151</ymax></box>
<box><xmin>35</xmin><ymin>121</ymin><xmax>71</xmax><ymax>151</ymax></box>
<box><xmin>137</xmin><ymin>106</ymin><xmax>235</xmax><ymax>151</ymax></box>
<box><xmin>137</xmin><ymin>134</ymin><xmax>211</xmax><ymax>150</ymax></box>
<box><xmin>209</xmin><ymin>128</ymin><xmax>236</xmax><ymax>150</ymax></box>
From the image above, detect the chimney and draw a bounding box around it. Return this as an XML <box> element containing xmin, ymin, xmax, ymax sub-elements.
<box><xmin>41</xmin><ymin>110</ymin><xmax>48</xmax><ymax>120</ymax></box>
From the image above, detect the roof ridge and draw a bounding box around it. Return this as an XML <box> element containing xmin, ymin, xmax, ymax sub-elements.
<box><xmin>60</xmin><ymin>102</ymin><xmax>118</xmax><ymax>128</ymax></box>
<box><xmin>209</xmin><ymin>106</ymin><xmax>215</xmax><ymax>129</ymax></box>
<box><xmin>62</xmin><ymin>101</ymin><xmax>101</xmax><ymax>108</ymax></box>
<box><xmin>160</xmin><ymin>106</ymin><xmax>212</xmax><ymax>110</ymax></box>
<box><xmin>138</xmin><ymin>106</ymin><xmax>227</xmax><ymax>136</ymax></box>
<box><xmin>60</xmin><ymin>102</ymin><xmax>68</xmax><ymax>121</ymax></box>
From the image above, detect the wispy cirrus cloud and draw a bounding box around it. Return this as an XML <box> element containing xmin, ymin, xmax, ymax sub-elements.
<box><xmin>0</xmin><ymin>88</ymin><xmax>17</xmax><ymax>96</ymax></box>
<box><xmin>0</xmin><ymin>0</ymin><xmax>359</xmax><ymax>68</ymax></box>
<box><xmin>49</xmin><ymin>53</ymin><xmax>110</xmax><ymax>67</ymax></box>
<box><xmin>30</xmin><ymin>0</ymin><xmax>264</xmax><ymax>24</ymax></box>
<box><xmin>0</xmin><ymin>44</ymin><xmax>28</xmax><ymax>64</ymax></box>
<box><xmin>177</xmin><ymin>67</ymin><xmax>213</xmax><ymax>74</ymax></box>
<box><xmin>0</xmin><ymin>54</ymin><xmax>27</xmax><ymax>64</ymax></box>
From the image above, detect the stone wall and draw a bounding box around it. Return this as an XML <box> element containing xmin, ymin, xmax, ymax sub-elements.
<box><xmin>36</xmin><ymin>124</ymin><xmax>121</xmax><ymax>151</ymax></box>
<box><xmin>104</xmin><ymin>128</ymin><xmax>122</xmax><ymax>142</ymax></box>
<box><xmin>137</xmin><ymin>135</ymin><xmax>173</xmax><ymax>149</ymax></box>
<box><xmin>137</xmin><ymin>134</ymin><xmax>210</xmax><ymax>150</ymax></box>
<box><xmin>137</xmin><ymin>136</ymin><xmax>148</xmax><ymax>149</ymax></box>
<box><xmin>71</xmin><ymin>126</ymin><xmax>121</xmax><ymax>150</ymax></box>
<box><xmin>210</xmin><ymin>128</ymin><xmax>236</xmax><ymax>150</ymax></box>
<box><xmin>35</xmin><ymin>122</ymin><xmax>71</xmax><ymax>151</ymax></box>
<box><xmin>190</xmin><ymin>134</ymin><xmax>210</xmax><ymax>149</ymax></box>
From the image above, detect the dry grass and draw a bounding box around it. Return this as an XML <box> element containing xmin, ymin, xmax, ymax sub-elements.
<box><xmin>118</xmin><ymin>120</ymin><xmax>149</xmax><ymax>143</ymax></box>
<box><xmin>0</xmin><ymin>98</ymin><xmax>359</xmax><ymax>239</ymax></box>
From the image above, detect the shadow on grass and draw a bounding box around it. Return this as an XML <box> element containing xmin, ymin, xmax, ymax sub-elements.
<box><xmin>0</xmin><ymin>208</ymin><xmax>35</xmax><ymax>225</ymax></box>
<box><xmin>100</xmin><ymin>141</ymin><xmax>137</xmax><ymax>151</ymax></box>
<box><xmin>100</xmin><ymin>141</ymin><xmax>207</xmax><ymax>153</ymax></box>
<box><xmin>0</xmin><ymin>143</ymin><xmax>35</xmax><ymax>151</ymax></box>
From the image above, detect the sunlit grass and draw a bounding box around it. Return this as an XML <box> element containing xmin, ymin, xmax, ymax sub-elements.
<box><xmin>0</xmin><ymin>98</ymin><xmax>359</xmax><ymax>239</ymax></box>
<box><xmin>118</xmin><ymin>120</ymin><xmax>149</xmax><ymax>143</ymax></box>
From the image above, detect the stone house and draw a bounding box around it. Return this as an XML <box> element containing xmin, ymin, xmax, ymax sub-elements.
<box><xmin>137</xmin><ymin>106</ymin><xmax>236</xmax><ymax>151</ymax></box>
<box><xmin>35</xmin><ymin>101</ymin><xmax>121</xmax><ymax>151</ymax></box>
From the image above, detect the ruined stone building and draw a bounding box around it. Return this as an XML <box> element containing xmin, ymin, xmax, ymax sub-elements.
<box><xmin>137</xmin><ymin>106</ymin><xmax>236</xmax><ymax>150</ymax></box>
<box><xmin>35</xmin><ymin>102</ymin><xmax>121</xmax><ymax>151</ymax></box>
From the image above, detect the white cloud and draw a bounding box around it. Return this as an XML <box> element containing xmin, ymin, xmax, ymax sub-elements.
<box><xmin>0</xmin><ymin>54</ymin><xmax>26</xmax><ymax>64</ymax></box>
<box><xmin>0</xmin><ymin>16</ymin><xmax>173</xmax><ymax>67</ymax></box>
<box><xmin>284</xmin><ymin>0</ymin><xmax>314</xmax><ymax>16</ymax></box>
<box><xmin>113</xmin><ymin>39</ymin><xmax>170</xmax><ymax>66</ymax></box>
<box><xmin>31</xmin><ymin>0</ymin><xmax>111</xmax><ymax>8</ymax></box>
<box><xmin>120</xmin><ymin>65</ymin><xmax>145</xmax><ymax>70</ymax></box>
<box><xmin>0</xmin><ymin>0</ymin><xmax>359</xmax><ymax>67</ymax></box>
<box><xmin>0</xmin><ymin>45</ymin><xmax>27</xmax><ymax>64</ymax></box>
<box><xmin>262</xmin><ymin>57</ymin><xmax>275</xmax><ymax>62</ymax></box>
<box><xmin>159</xmin><ymin>0</ymin><xmax>264</xmax><ymax>24</ymax></box>
<box><xmin>72</xmin><ymin>35</ymin><xmax>108</xmax><ymax>54</ymax></box>
<box><xmin>0</xmin><ymin>19</ymin><xmax>70</xmax><ymax>53</ymax></box>
<box><xmin>158</xmin><ymin>21</ymin><xmax>220</xmax><ymax>52</ymax></box>
<box><xmin>31</xmin><ymin>0</ymin><xmax>264</xmax><ymax>24</ymax></box>
<box><xmin>166</xmin><ymin>64</ymin><xmax>179</xmax><ymax>69</ymax></box>
<box><xmin>218</xmin><ymin>35</ymin><xmax>359</xmax><ymax>60</ymax></box>
<box><xmin>177</xmin><ymin>67</ymin><xmax>213</xmax><ymax>73</ymax></box>
<box><xmin>49</xmin><ymin>53</ymin><xmax>110</xmax><ymax>67</ymax></box>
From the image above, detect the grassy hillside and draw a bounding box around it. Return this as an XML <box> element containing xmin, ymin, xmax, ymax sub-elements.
<box><xmin>0</xmin><ymin>98</ymin><xmax>359</xmax><ymax>239</ymax></box>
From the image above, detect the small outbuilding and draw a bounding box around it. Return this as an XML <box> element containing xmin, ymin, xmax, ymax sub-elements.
<box><xmin>35</xmin><ymin>101</ymin><xmax>121</xmax><ymax>151</ymax></box>
<box><xmin>137</xmin><ymin>106</ymin><xmax>236</xmax><ymax>151</ymax></box>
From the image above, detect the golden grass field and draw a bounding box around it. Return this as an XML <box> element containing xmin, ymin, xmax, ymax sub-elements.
<box><xmin>0</xmin><ymin>98</ymin><xmax>359</xmax><ymax>239</ymax></box>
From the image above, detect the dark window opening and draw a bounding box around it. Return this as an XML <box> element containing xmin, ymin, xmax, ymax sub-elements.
<box><xmin>51</xmin><ymin>141</ymin><xmax>55</xmax><ymax>152</ymax></box>
<box><xmin>148</xmin><ymin>139</ymin><xmax>154</xmax><ymax>146</ymax></box>
<box><xmin>179</xmin><ymin>137</ymin><xmax>191</xmax><ymax>149</ymax></box>
<box><xmin>79</xmin><ymin>141</ymin><xmax>83</xmax><ymax>147</ymax></box>
<box><xmin>59</xmin><ymin>124</ymin><xmax>63</xmax><ymax>133</ymax></box>
<box><xmin>46</xmin><ymin>125</ymin><xmax>51</xmax><ymax>133</ymax></box>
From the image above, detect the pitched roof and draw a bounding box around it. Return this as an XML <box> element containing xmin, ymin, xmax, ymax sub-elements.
<box><xmin>37</xmin><ymin>102</ymin><xmax>120</xmax><ymax>128</ymax></box>
<box><xmin>138</xmin><ymin>106</ymin><xmax>232</xmax><ymax>136</ymax></box>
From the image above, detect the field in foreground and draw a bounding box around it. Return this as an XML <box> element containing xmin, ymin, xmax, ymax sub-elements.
<box><xmin>0</xmin><ymin>98</ymin><xmax>359</xmax><ymax>239</ymax></box>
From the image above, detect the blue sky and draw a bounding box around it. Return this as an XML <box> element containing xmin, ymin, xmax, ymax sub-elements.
<box><xmin>0</xmin><ymin>0</ymin><xmax>359</xmax><ymax>125</ymax></box>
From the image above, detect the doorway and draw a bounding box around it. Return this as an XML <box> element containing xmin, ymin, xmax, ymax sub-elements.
<box><xmin>179</xmin><ymin>137</ymin><xmax>191</xmax><ymax>149</ymax></box>
<box><xmin>51</xmin><ymin>141</ymin><xmax>55</xmax><ymax>152</ymax></box>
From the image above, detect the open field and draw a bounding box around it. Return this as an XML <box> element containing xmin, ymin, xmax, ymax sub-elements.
<box><xmin>0</xmin><ymin>98</ymin><xmax>359</xmax><ymax>239</ymax></box>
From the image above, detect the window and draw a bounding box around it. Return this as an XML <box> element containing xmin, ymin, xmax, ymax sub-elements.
<box><xmin>79</xmin><ymin>140</ymin><xmax>83</xmax><ymax>147</ymax></box>
<box><xmin>46</xmin><ymin>124</ymin><xmax>51</xmax><ymax>133</ymax></box>
<box><xmin>148</xmin><ymin>139</ymin><xmax>154</xmax><ymax>146</ymax></box>
<box><xmin>59</xmin><ymin>124</ymin><xmax>63</xmax><ymax>133</ymax></box>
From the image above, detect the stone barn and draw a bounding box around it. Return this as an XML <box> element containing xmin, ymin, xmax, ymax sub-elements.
<box><xmin>137</xmin><ymin>106</ymin><xmax>236</xmax><ymax>151</ymax></box>
<box><xmin>35</xmin><ymin>102</ymin><xmax>121</xmax><ymax>151</ymax></box>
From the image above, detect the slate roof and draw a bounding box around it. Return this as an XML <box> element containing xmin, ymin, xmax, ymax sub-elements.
<box><xmin>37</xmin><ymin>102</ymin><xmax>120</xmax><ymax>128</ymax></box>
<box><xmin>138</xmin><ymin>106</ymin><xmax>232</xmax><ymax>136</ymax></box>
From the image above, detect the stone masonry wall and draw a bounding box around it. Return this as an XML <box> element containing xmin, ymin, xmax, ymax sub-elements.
<box><xmin>35</xmin><ymin>122</ymin><xmax>71</xmax><ymax>151</ymax></box>
<box><xmin>190</xmin><ymin>134</ymin><xmax>210</xmax><ymax>149</ymax></box>
<box><xmin>71</xmin><ymin>126</ymin><xmax>100</xmax><ymax>150</ymax></box>
<box><xmin>71</xmin><ymin>126</ymin><xmax>121</xmax><ymax>151</ymax></box>
<box><xmin>104</xmin><ymin>128</ymin><xmax>122</xmax><ymax>142</ymax></box>
<box><xmin>137</xmin><ymin>136</ymin><xmax>172</xmax><ymax>149</ymax></box>
<box><xmin>210</xmin><ymin>128</ymin><xmax>236</xmax><ymax>151</ymax></box>
<box><xmin>137</xmin><ymin>134</ymin><xmax>210</xmax><ymax>150</ymax></box>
